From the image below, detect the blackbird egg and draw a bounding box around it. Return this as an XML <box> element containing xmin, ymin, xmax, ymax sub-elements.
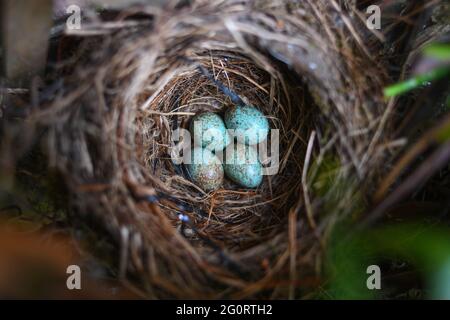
<box><xmin>224</xmin><ymin>143</ymin><xmax>263</xmax><ymax>188</ymax></box>
<box><xmin>190</xmin><ymin>112</ymin><xmax>230</xmax><ymax>151</ymax></box>
<box><xmin>187</xmin><ymin>147</ymin><xmax>224</xmax><ymax>192</ymax></box>
<box><xmin>224</xmin><ymin>105</ymin><xmax>269</xmax><ymax>145</ymax></box>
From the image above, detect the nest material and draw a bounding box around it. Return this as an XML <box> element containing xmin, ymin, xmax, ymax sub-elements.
<box><xmin>33</xmin><ymin>0</ymin><xmax>392</xmax><ymax>298</ymax></box>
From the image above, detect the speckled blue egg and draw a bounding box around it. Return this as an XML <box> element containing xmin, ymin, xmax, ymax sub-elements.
<box><xmin>224</xmin><ymin>143</ymin><xmax>263</xmax><ymax>188</ymax></box>
<box><xmin>190</xmin><ymin>112</ymin><xmax>230</xmax><ymax>151</ymax></box>
<box><xmin>187</xmin><ymin>147</ymin><xmax>224</xmax><ymax>192</ymax></box>
<box><xmin>224</xmin><ymin>105</ymin><xmax>269</xmax><ymax>145</ymax></box>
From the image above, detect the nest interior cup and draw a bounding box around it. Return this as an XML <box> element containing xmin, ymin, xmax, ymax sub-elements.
<box><xmin>36</xmin><ymin>1</ymin><xmax>390</xmax><ymax>299</ymax></box>
<box><xmin>142</xmin><ymin>48</ymin><xmax>308</xmax><ymax>226</ymax></box>
<box><xmin>136</xmin><ymin>48</ymin><xmax>310</xmax><ymax>291</ymax></box>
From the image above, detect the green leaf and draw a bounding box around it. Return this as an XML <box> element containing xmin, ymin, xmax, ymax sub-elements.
<box><xmin>384</xmin><ymin>67</ymin><xmax>450</xmax><ymax>98</ymax></box>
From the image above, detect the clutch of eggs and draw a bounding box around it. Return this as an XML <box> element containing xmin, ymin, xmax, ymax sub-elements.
<box><xmin>186</xmin><ymin>106</ymin><xmax>269</xmax><ymax>191</ymax></box>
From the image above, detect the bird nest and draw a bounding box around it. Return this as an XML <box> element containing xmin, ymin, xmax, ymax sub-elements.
<box><xmin>31</xmin><ymin>1</ymin><xmax>391</xmax><ymax>298</ymax></box>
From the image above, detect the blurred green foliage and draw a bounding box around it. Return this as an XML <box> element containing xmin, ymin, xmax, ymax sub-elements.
<box><xmin>424</xmin><ymin>43</ymin><xmax>450</xmax><ymax>61</ymax></box>
<box><xmin>325</xmin><ymin>223</ymin><xmax>450</xmax><ymax>299</ymax></box>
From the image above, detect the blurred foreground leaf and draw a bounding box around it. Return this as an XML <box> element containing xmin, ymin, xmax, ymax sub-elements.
<box><xmin>326</xmin><ymin>223</ymin><xmax>450</xmax><ymax>299</ymax></box>
<box><xmin>424</xmin><ymin>43</ymin><xmax>450</xmax><ymax>61</ymax></box>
